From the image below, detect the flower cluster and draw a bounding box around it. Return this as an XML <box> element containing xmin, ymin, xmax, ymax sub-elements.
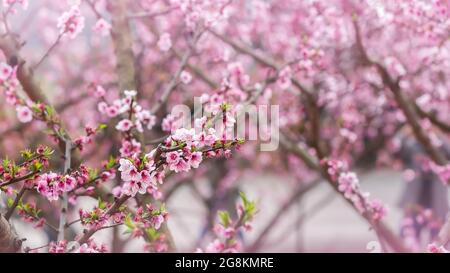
<box><xmin>48</xmin><ymin>240</ymin><xmax>67</xmax><ymax>253</ymax></box>
<box><xmin>2</xmin><ymin>0</ymin><xmax>28</xmax><ymax>10</ymax></box>
<box><xmin>73</xmin><ymin>124</ymin><xmax>107</xmax><ymax>152</ymax></box>
<box><xmin>0</xmin><ymin>62</ymin><xmax>33</xmax><ymax>123</ymax></box>
<box><xmin>98</xmin><ymin>90</ymin><xmax>157</xmax><ymax>133</ymax></box>
<box><xmin>78</xmin><ymin>198</ymin><xmax>125</xmax><ymax>230</ymax></box>
<box><xmin>1</xmin><ymin>146</ymin><xmax>53</xmax><ymax>192</ymax></box>
<box><xmin>117</xmin><ymin>122</ymin><xmax>242</xmax><ymax>198</ymax></box>
<box><xmin>427</xmin><ymin>243</ymin><xmax>449</xmax><ymax>253</ymax></box>
<box><xmin>35</xmin><ymin>163</ymin><xmax>116</xmax><ymax>201</ymax></box>
<box><xmin>323</xmin><ymin>159</ymin><xmax>388</xmax><ymax>222</ymax></box>
<box><xmin>400</xmin><ymin>207</ymin><xmax>443</xmax><ymax>251</ymax></box>
<box><xmin>75</xmin><ymin>240</ymin><xmax>108</xmax><ymax>253</ymax></box>
<box><xmin>35</xmin><ymin>173</ymin><xmax>77</xmax><ymax>201</ymax></box>
<box><xmin>117</xmin><ymin>157</ymin><xmax>162</xmax><ymax>197</ymax></box>
<box><xmin>48</xmin><ymin>240</ymin><xmax>107</xmax><ymax>253</ymax></box>
<box><xmin>124</xmin><ymin>204</ymin><xmax>167</xmax><ymax>236</ymax></box>
<box><xmin>57</xmin><ymin>5</ymin><xmax>85</xmax><ymax>39</ymax></box>
<box><xmin>16</xmin><ymin>201</ymin><xmax>45</xmax><ymax>229</ymax></box>
<box><xmin>430</xmin><ymin>163</ymin><xmax>450</xmax><ymax>186</ymax></box>
<box><xmin>200</xmin><ymin>192</ymin><xmax>256</xmax><ymax>253</ymax></box>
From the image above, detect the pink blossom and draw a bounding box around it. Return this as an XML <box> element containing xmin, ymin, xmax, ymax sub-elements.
<box><xmin>180</xmin><ymin>70</ymin><xmax>192</xmax><ymax>84</ymax></box>
<box><xmin>427</xmin><ymin>243</ymin><xmax>449</xmax><ymax>253</ymax></box>
<box><xmin>277</xmin><ymin>66</ymin><xmax>292</xmax><ymax>90</ymax></box>
<box><xmin>165</xmin><ymin>151</ymin><xmax>180</xmax><ymax>164</ymax></box>
<box><xmin>93</xmin><ymin>85</ymin><xmax>106</xmax><ymax>97</ymax></box>
<box><xmin>206</xmin><ymin>239</ymin><xmax>225</xmax><ymax>253</ymax></box>
<box><xmin>16</xmin><ymin>105</ymin><xmax>33</xmax><ymax>123</ymax></box>
<box><xmin>151</xmin><ymin>215</ymin><xmax>165</xmax><ymax>230</ymax></box>
<box><xmin>3</xmin><ymin>0</ymin><xmax>28</xmax><ymax>10</ymax></box>
<box><xmin>106</xmin><ymin>105</ymin><xmax>120</xmax><ymax>117</ymax></box>
<box><xmin>169</xmin><ymin>158</ymin><xmax>190</xmax><ymax>173</ymax></box>
<box><xmin>116</xmin><ymin>119</ymin><xmax>133</xmax><ymax>132</ymax></box>
<box><xmin>49</xmin><ymin>241</ymin><xmax>67</xmax><ymax>253</ymax></box>
<box><xmin>92</xmin><ymin>18</ymin><xmax>111</xmax><ymax>36</ymax></box>
<box><xmin>0</xmin><ymin>62</ymin><xmax>12</xmax><ymax>80</ymax></box>
<box><xmin>337</xmin><ymin>172</ymin><xmax>358</xmax><ymax>198</ymax></box>
<box><xmin>157</xmin><ymin>33</ymin><xmax>172</xmax><ymax>52</ymax></box>
<box><xmin>57</xmin><ymin>5</ymin><xmax>85</xmax><ymax>39</ymax></box>
<box><xmin>189</xmin><ymin>151</ymin><xmax>203</xmax><ymax>168</ymax></box>
<box><xmin>368</xmin><ymin>199</ymin><xmax>388</xmax><ymax>221</ymax></box>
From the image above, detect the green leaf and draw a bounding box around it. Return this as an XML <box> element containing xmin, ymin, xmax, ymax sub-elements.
<box><xmin>106</xmin><ymin>156</ymin><xmax>116</xmax><ymax>169</ymax></box>
<box><xmin>31</xmin><ymin>161</ymin><xmax>43</xmax><ymax>172</ymax></box>
<box><xmin>88</xmin><ymin>168</ymin><xmax>98</xmax><ymax>180</ymax></box>
<box><xmin>218</xmin><ymin>210</ymin><xmax>231</xmax><ymax>227</ymax></box>
<box><xmin>6</xmin><ymin>198</ymin><xmax>14</xmax><ymax>207</ymax></box>
<box><xmin>2</xmin><ymin>158</ymin><xmax>10</xmax><ymax>171</ymax></box>
<box><xmin>42</xmin><ymin>147</ymin><xmax>54</xmax><ymax>157</ymax></box>
<box><xmin>97</xmin><ymin>198</ymin><xmax>107</xmax><ymax>210</ymax></box>
<box><xmin>145</xmin><ymin>227</ymin><xmax>159</xmax><ymax>241</ymax></box>
<box><xmin>31</xmin><ymin>103</ymin><xmax>42</xmax><ymax>114</ymax></box>
<box><xmin>124</xmin><ymin>215</ymin><xmax>134</xmax><ymax>229</ymax></box>
<box><xmin>20</xmin><ymin>149</ymin><xmax>34</xmax><ymax>160</ymax></box>
<box><xmin>97</xmin><ymin>123</ymin><xmax>108</xmax><ymax>131</ymax></box>
<box><xmin>239</xmin><ymin>191</ymin><xmax>257</xmax><ymax>222</ymax></box>
<box><xmin>45</xmin><ymin>105</ymin><xmax>55</xmax><ymax>118</ymax></box>
<box><xmin>220</xmin><ymin>102</ymin><xmax>232</xmax><ymax>111</ymax></box>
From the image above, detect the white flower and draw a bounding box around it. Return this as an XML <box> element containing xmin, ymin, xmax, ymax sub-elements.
<box><xmin>180</xmin><ymin>70</ymin><xmax>192</xmax><ymax>84</ymax></box>
<box><xmin>124</xmin><ymin>90</ymin><xmax>137</xmax><ymax>97</ymax></box>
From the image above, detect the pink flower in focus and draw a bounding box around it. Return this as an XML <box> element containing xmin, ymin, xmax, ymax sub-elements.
<box><xmin>189</xmin><ymin>151</ymin><xmax>203</xmax><ymax>168</ymax></box>
<box><xmin>166</xmin><ymin>151</ymin><xmax>180</xmax><ymax>164</ymax></box>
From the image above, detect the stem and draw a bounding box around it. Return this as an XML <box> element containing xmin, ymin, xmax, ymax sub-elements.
<box><xmin>33</xmin><ymin>34</ymin><xmax>62</xmax><ymax>70</ymax></box>
<box><xmin>76</xmin><ymin>195</ymin><xmax>129</xmax><ymax>245</ymax></box>
<box><xmin>0</xmin><ymin>171</ymin><xmax>39</xmax><ymax>188</ymax></box>
<box><xmin>4</xmin><ymin>186</ymin><xmax>27</xmax><ymax>221</ymax></box>
<box><xmin>57</xmin><ymin>140</ymin><xmax>72</xmax><ymax>241</ymax></box>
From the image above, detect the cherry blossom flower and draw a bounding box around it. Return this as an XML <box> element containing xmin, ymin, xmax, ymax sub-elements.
<box><xmin>116</xmin><ymin>119</ymin><xmax>133</xmax><ymax>132</ymax></box>
<box><xmin>337</xmin><ymin>172</ymin><xmax>359</xmax><ymax>198</ymax></box>
<box><xmin>180</xmin><ymin>70</ymin><xmax>192</xmax><ymax>84</ymax></box>
<box><xmin>16</xmin><ymin>105</ymin><xmax>33</xmax><ymax>123</ymax></box>
<box><xmin>57</xmin><ymin>5</ymin><xmax>85</xmax><ymax>39</ymax></box>
<box><xmin>0</xmin><ymin>62</ymin><xmax>12</xmax><ymax>80</ymax></box>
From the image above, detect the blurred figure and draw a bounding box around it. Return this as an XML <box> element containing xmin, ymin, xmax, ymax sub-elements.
<box><xmin>398</xmin><ymin>129</ymin><xmax>449</xmax><ymax>249</ymax></box>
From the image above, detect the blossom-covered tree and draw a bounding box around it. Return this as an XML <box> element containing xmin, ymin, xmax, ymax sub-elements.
<box><xmin>0</xmin><ymin>0</ymin><xmax>450</xmax><ymax>253</ymax></box>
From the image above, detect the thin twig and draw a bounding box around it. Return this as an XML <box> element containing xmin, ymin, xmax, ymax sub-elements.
<box><xmin>33</xmin><ymin>34</ymin><xmax>62</xmax><ymax>70</ymax></box>
<box><xmin>4</xmin><ymin>186</ymin><xmax>27</xmax><ymax>220</ymax></box>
